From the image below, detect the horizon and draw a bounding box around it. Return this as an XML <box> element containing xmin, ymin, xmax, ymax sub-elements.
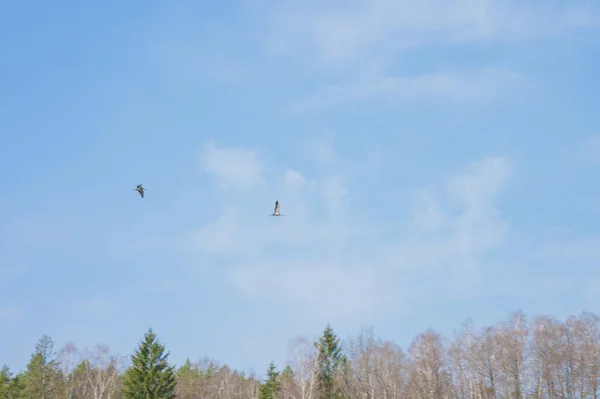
<box><xmin>2</xmin><ymin>0</ymin><xmax>600</xmax><ymax>376</ymax></box>
<box><xmin>3</xmin><ymin>307</ymin><xmax>598</xmax><ymax>380</ymax></box>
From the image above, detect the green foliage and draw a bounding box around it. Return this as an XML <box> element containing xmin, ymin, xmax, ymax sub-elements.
<box><xmin>281</xmin><ymin>365</ymin><xmax>294</xmax><ymax>378</ymax></box>
<box><xmin>176</xmin><ymin>359</ymin><xmax>196</xmax><ymax>378</ymax></box>
<box><xmin>122</xmin><ymin>328</ymin><xmax>176</xmax><ymax>399</ymax></box>
<box><xmin>21</xmin><ymin>335</ymin><xmax>59</xmax><ymax>399</ymax></box>
<box><xmin>0</xmin><ymin>365</ymin><xmax>11</xmax><ymax>399</ymax></box>
<box><xmin>315</xmin><ymin>324</ymin><xmax>347</xmax><ymax>399</ymax></box>
<box><xmin>258</xmin><ymin>362</ymin><xmax>280</xmax><ymax>399</ymax></box>
<box><xmin>7</xmin><ymin>371</ymin><xmax>25</xmax><ymax>399</ymax></box>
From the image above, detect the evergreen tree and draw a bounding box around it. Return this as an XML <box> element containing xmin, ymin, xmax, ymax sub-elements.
<box><xmin>122</xmin><ymin>328</ymin><xmax>176</xmax><ymax>399</ymax></box>
<box><xmin>0</xmin><ymin>365</ymin><xmax>11</xmax><ymax>399</ymax></box>
<box><xmin>281</xmin><ymin>365</ymin><xmax>294</xmax><ymax>378</ymax></box>
<box><xmin>258</xmin><ymin>362</ymin><xmax>280</xmax><ymax>399</ymax></box>
<box><xmin>22</xmin><ymin>334</ymin><xmax>58</xmax><ymax>399</ymax></box>
<box><xmin>315</xmin><ymin>324</ymin><xmax>347</xmax><ymax>399</ymax></box>
<box><xmin>7</xmin><ymin>372</ymin><xmax>26</xmax><ymax>399</ymax></box>
<box><xmin>175</xmin><ymin>359</ymin><xmax>199</xmax><ymax>399</ymax></box>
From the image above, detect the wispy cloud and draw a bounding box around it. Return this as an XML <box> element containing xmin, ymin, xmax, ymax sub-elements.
<box><xmin>287</xmin><ymin>67</ymin><xmax>523</xmax><ymax>113</ymax></box>
<box><xmin>138</xmin><ymin>1</ymin><xmax>598</xmax><ymax>114</ymax></box>
<box><xmin>249</xmin><ymin>0</ymin><xmax>597</xmax><ymax>112</ymax></box>
<box><xmin>201</xmin><ymin>141</ymin><xmax>264</xmax><ymax>189</ymax></box>
<box><xmin>186</xmin><ymin>141</ymin><xmax>517</xmax><ymax>325</ymax></box>
<box><xmin>262</xmin><ymin>0</ymin><xmax>599</xmax><ymax>65</ymax></box>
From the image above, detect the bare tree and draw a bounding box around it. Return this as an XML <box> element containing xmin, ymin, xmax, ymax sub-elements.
<box><xmin>9</xmin><ymin>309</ymin><xmax>600</xmax><ymax>399</ymax></box>
<box><xmin>83</xmin><ymin>345</ymin><xmax>119</xmax><ymax>399</ymax></box>
<box><xmin>57</xmin><ymin>342</ymin><xmax>80</xmax><ymax>399</ymax></box>
<box><xmin>406</xmin><ymin>329</ymin><xmax>452</xmax><ymax>399</ymax></box>
<box><xmin>530</xmin><ymin>315</ymin><xmax>564</xmax><ymax>398</ymax></box>
<box><xmin>448</xmin><ymin>321</ymin><xmax>485</xmax><ymax>399</ymax></box>
<box><xmin>473</xmin><ymin>325</ymin><xmax>500</xmax><ymax>399</ymax></box>
<box><xmin>578</xmin><ymin>311</ymin><xmax>600</xmax><ymax>398</ymax></box>
<box><xmin>559</xmin><ymin>312</ymin><xmax>600</xmax><ymax>398</ymax></box>
<box><xmin>277</xmin><ymin>366</ymin><xmax>299</xmax><ymax>399</ymax></box>
<box><xmin>285</xmin><ymin>337</ymin><xmax>320</xmax><ymax>399</ymax></box>
<box><xmin>345</xmin><ymin>327</ymin><xmax>408</xmax><ymax>398</ymax></box>
<box><xmin>495</xmin><ymin>311</ymin><xmax>531</xmax><ymax>399</ymax></box>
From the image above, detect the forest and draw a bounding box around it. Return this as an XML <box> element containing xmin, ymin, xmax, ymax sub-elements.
<box><xmin>1</xmin><ymin>309</ymin><xmax>599</xmax><ymax>399</ymax></box>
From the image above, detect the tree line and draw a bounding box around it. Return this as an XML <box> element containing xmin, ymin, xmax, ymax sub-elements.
<box><xmin>1</xmin><ymin>309</ymin><xmax>600</xmax><ymax>398</ymax></box>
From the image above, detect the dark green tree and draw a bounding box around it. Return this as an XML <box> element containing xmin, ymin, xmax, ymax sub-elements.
<box><xmin>22</xmin><ymin>334</ymin><xmax>58</xmax><ymax>399</ymax></box>
<box><xmin>258</xmin><ymin>362</ymin><xmax>280</xmax><ymax>399</ymax></box>
<box><xmin>7</xmin><ymin>371</ymin><xmax>26</xmax><ymax>399</ymax></box>
<box><xmin>122</xmin><ymin>328</ymin><xmax>176</xmax><ymax>399</ymax></box>
<box><xmin>0</xmin><ymin>365</ymin><xmax>11</xmax><ymax>399</ymax></box>
<box><xmin>315</xmin><ymin>324</ymin><xmax>347</xmax><ymax>399</ymax></box>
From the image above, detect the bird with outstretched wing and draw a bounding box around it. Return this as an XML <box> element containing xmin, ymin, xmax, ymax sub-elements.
<box><xmin>270</xmin><ymin>200</ymin><xmax>285</xmax><ymax>216</ymax></box>
<box><xmin>133</xmin><ymin>184</ymin><xmax>145</xmax><ymax>198</ymax></box>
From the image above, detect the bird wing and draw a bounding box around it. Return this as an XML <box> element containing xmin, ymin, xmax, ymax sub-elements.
<box><xmin>140</xmin><ymin>189</ymin><xmax>144</xmax><ymax>198</ymax></box>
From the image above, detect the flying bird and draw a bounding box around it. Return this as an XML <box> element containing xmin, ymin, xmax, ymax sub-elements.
<box><xmin>133</xmin><ymin>184</ymin><xmax>145</xmax><ymax>198</ymax></box>
<box><xmin>270</xmin><ymin>200</ymin><xmax>285</xmax><ymax>216</ymax></box>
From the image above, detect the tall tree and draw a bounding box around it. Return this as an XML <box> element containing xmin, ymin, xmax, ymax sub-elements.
<box><xmin>57</xmin><ymin>342</ymin><xmax>79</xmax><ymax>399</ymax></box>
<box><xmin>278</xmin><ymin>365</ymin><xmax>298</xmax><ymax>398</ymax></box>
<box><xmin>22</xmin><ymin>334</ymin><xmax>58</xmax><ymax>399</ymax></box>
<box><xmin>315</xmin><ymin>324</ymin><xmax>347</xmax><ymax>399</ymax></box>
<box><xmin>259</xmin><ymin>362</ymin><xmax>280</xmax><ymax>399</ymax></box>
<box><xmin>122</xmin><ymin>328</ymin><xmax>176</xmax><ymax>399</ymax></box>
<box><xmin>0</xmin><ymin>365</ymin><xmax>11</xmax><ymax>399</ymax></box>
<box><xmin>289</xmin><ymin>336</ymin><xmax>319</xmax><ymax>399</ymax></box>
<box><xmin>7</xmin><ymin>371</ymin><xmax>26</xmax><ymax>399</ymax></box>
<box><xmin>85</xmin><ymin>344</ymin><xmax>120</xmax><ymax>399</ymax></box>
<box><xmin>407</xmin><ymin>329</ymin><xmax>452</xmax><ymax>399</ymax></box>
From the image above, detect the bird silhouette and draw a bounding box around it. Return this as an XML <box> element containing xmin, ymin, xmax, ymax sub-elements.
<box><xmin>270</xmin><ymin>200</ymin><xmax>285</xmax><ymax>216</ymax></box>
<box><xmin>133</xmin><ymin>184</ymin><xmax>145</xmax><ymax>198</ymax></box>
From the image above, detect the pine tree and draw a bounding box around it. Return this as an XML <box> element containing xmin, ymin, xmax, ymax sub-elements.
<box><xmin>122</xmin><ymin>328</ymin><xmax>176</xmax><ymax>399</ymax></box>
<box><xmin>8</xmin><ymin>372</ymin><xmax>26</xmax><ymax>399</ymax></box>
<box><xmin>315</xmin><ymin>324</ymin><xmax>347</xmax><ymax>399</ymax></box>
<box><xmin>0</xmin><ymin>365</ymin><xmax>11</xmax><ymax>399</ymax></box>
<box><xmin>175</xmin><ymin>359</ymin><xmax>198</xmax><ymax>399</ymax></box>
<box><xmin>22</xmin><ymin>334</ymin><xmax>58</xmax><ymax>399</ymax></box>
<box><xmin>258</xmin><ymin>362</ymin><xmax>280</xmax><ymax>399</ymax></box>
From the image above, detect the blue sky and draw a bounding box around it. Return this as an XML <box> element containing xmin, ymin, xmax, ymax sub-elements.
<box><xmin>1</xmin><ymin>0</ymin><xmax>600</xmax><ymax>376</ymax></box>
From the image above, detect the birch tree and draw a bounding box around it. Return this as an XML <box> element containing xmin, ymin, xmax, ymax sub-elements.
<box><xmin>84</xmin><ymin>345</ymin><xmax>120</xmax><ymax>399</ymax></box>
<box><xmin>57</xmin><ymin>342</ymin><xmax>79</xmax><ymax>399</ymax></box>
<box><xmin>287</xmin><ymin>337</ymin><xmax>320</xmax><ymax>399</ymax></box>
<box><xmin>406</xmin><ymin>329</ymin><xmax>452</xmax><ymax>399</ymax></box>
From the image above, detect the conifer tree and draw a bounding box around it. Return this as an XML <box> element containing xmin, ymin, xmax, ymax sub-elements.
<box><xmin>7</xmin><ymin>371</ymin><xmax>26</xmax><ymax>399</ymax></box>
<box><xmin>122</xmin><ymin>328</ymin><xmax>176</xmax><ymax>399</ymax></box>
<box><xmin>315</xmin><ymin>324</ymin><xmax>347</xmax><ymax>399</ymax></box>
<box><xmin>0</xmin><ymin>365</ymin><xmax>11</xmax><ymax>399</ymax></box>
<box><xmin>258</xmin><ymin>362</ymin><xmax>280</xmax><ymax>399</ymax></box>
<box><xmin>22</xmin><ymin>334</ymin><xmax>58</xmax><ymax>399</ymax></box>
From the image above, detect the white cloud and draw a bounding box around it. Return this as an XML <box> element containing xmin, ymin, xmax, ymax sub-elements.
<box><xmin>228</xmin><ymin>261</ymin><xmax>383</xmax><ymax>322</ymax></box>
<box><xmin>284</xmin><ymin>170</ymin><xmax>311</xmax><ymax>190</ymax></box>
<box><xmin>263</xmin><ymin>0</ymin><xmax>598</xmax><ymax>66</ymax></box>
<box><xmin>186</xmin><ymin>141</ymin><xmax>516</xmax><ymax>324</ymax></box>
<box><xmin>184</xmin><ymin>206</ymin><xmax>264</xmax><ymax>256</ymax></box>
<box><xmin>251</xmin><ymin>0</ymin><xmax>594</xmax><ymax>112</ymax></box>
<box><xmin>201</xmin><ymin>141</ymin><xmax>264</xmax><ymax>189</ymax></box>
<box><xmin>287</xmin><ymin>67</ymin><xmax>523</xmax><ymax>113</ymax></box>
<box><xmin>412</xmin><ymin>189</ymin><xmax>445</xmax><ymax>233</ymax></box>
<box><xmin>307</xmin><ymin>133</ymin><xmax>336</xmax><ymax>164</ymax></box>
<box><xmin>141</xmin><ymin>1</ymin><xmax>596</xmax><ymax>113</ymax></box>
